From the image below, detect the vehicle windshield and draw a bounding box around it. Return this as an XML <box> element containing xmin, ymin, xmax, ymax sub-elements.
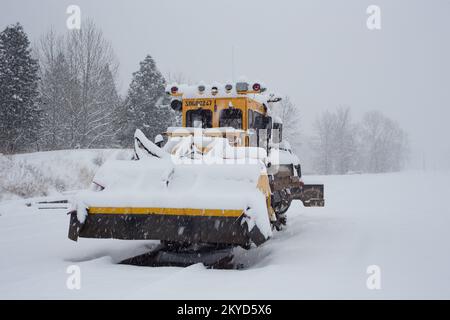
<box><xmin>186</xmin><ymin>109</ymin><xmax>212</xmax><ymax>128</ymax></box>
<box><xmin>219</xmin><ymin>109</ymin><xmax>242</xmax><ymax>129</ymax></box>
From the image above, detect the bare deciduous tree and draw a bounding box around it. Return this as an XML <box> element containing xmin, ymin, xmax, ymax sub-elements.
<box><xmin>332</xmin><ymin>107</ymin><xmax>358</xmax><ymax>174</ymax></box>
<box><xmin>311</xmin><ymin>108</ymin><xmax>409</xmax><ymax>175</ymax></box>
<box><xmin>165</xmin><ymin>71</ymin><xmax>191</xmax><ymax>85</ymax></box>
<box><xmin>310</xmin><ymin>110</ymin><xmax>336</xmax><ymax>174</ymax></box>
<box><xmin>271</xmin><ymin>96</ymin><xmax>302</xmax><ymax>152</ymax></box>
<box><xmin>360</xmin><ymin>111</ymin><xmax>409</xmax><ymax>173</ymax></box>
<box><xmin>36</xmin><ymin>20</ymin><xmax>121</xmax><ymax>150</ymax></box>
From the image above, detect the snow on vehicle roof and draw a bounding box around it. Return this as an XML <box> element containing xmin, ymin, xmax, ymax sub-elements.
<box><xmin>166</xmin><ymin>82</ymin><xmax>280</xmax><ymax>106</ymax></box>
<box><xmin>166</xmin><ymin>126</ymin><xmax>246</xmax><ymax>134</ymax></box>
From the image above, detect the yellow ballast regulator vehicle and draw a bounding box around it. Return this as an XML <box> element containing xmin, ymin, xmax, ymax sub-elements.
<box><xmin>68</xmin><ymin>81</ymin><xmax>324</xmax><ymax>268</ymax></box>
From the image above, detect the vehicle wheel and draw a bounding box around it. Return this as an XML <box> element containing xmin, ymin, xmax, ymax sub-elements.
<box><xmin>274</xmin><ymin>190</ymin><xmax>291</xmax><ymax>215</ymax></box>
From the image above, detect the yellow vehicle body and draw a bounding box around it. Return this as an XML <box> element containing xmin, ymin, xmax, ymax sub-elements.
<box><xmin>68</xmin><ymin>82</ymin><xmax>323</xmax><ymax>251</ymax></box>
<box><xmin>182</xmin><ymin>97</ymin><xmax>266</xmax><ymax>130</ymax></box>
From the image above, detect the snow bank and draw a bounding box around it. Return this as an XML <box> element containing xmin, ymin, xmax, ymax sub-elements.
<box><xmin>0</xmin><ymin>149</ymin><xmax>133</xmax><ymax>201</ymax></box>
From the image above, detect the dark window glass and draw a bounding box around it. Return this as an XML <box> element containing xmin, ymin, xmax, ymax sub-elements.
<box><xmin>248</xmin><ymin>110</ymin><xmax>254</xmax><ymax>129</ymax></box>
<box><xmin>219</xmin><ymin>109</ymin><xmax>243</xmax><ymax>129</ymax></box>
<box><xmin>273</xmin><ymin>122</ymin><xmax>283</xmax><ymax>142</ymax></box>
<box><xmin>186</xmin><ymin>109</ymin><xmax>213</xmax><ymax>128</ymax></box>
<box><xmin>254</xmin><ymin>112</ymin><xmax>266</xmax><ymax>129</ymax></box>
<box><xmin>252</xmin><ymin>113</ymin><xmax>271</xmax><ymax>149</ymax></box>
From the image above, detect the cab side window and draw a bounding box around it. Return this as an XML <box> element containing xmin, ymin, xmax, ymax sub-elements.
<box><xmin>248</xmin><ymin>110</ymin><xmax>255</xmax><ymax>129</ymax></box>
<box><xmin>254</xmin><ymin>112</ymin><xmax>266</xmax><ymax>129</ymax></box>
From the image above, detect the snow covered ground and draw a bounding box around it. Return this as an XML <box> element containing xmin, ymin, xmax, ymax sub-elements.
<box><xmin>0</xmin><ymin>149</ymin><xmax>133</xmax><ymax>202</ymax></box>
<box><xmin>0</xmin><ymin>151</ymin><xmax>449</xmax><ymax>299</ymax></box>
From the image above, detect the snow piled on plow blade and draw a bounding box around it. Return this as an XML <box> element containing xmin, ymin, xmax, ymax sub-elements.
<box><xmin>75</xmin><ymin>157</ymin><xmax>272</xmax><ymax>239</ymax></box>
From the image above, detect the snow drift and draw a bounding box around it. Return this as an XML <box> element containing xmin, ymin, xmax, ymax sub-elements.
<box><xmin>1</xmin><ymin>169</ymin><xmax>450</xmax><ymax>299</ymax></box>
<box><xmin>0</xmin><ymin>149</ymin><xmax>133</xmax><ymax>201</ymax></box>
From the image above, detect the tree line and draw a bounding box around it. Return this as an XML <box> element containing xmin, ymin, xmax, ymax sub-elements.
<box><xmin>272</xmin><ymin>99</ymin><xmax>409</xmax><ymax>174</ymax></box>
<box><xmin>0</xmin><ymin>21</ymin><xmax>175</xmax><ymax>154</ymax></box>
<box><xmin>0</xmin><ymin>22</ymin><xmax>409</xmax><ymax>174</ymax></box>
<box><xmin>310</xmin><ymin>107</ymin><xmax>409</xmax><ymax>174</ymax></box>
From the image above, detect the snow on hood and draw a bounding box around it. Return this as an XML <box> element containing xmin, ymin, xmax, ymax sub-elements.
<box><xmin>76</xmin><ymin>157</ymin><xmax>272</xmax><ymax>237</ymax></box>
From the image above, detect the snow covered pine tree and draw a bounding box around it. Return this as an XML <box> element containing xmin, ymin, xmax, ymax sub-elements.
<box><xmin>0</xmin><ymin>23</ymin><xmax>41</xmax><ymax>154</ymax></box>
<box><xmin>122</xmin><ymin>55</ymin><xmax>173</xmax><ymax>144</ymax></box>
<box><xmin>37</xmin><ymin>49</ymin><xmax>72</xmax><ymax>150</ymax></box>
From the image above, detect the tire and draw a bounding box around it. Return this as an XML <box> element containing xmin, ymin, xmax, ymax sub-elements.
<box><xmin>273</xmin><ymin>189</ymin><xmax>292</xmax><ymax>215</ymax></box>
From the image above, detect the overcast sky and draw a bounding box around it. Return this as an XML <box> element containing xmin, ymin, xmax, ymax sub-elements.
<box><xmin>2</xmin><ymin>0</ymin><xmax>449</xmax><ymax>169</ymax></box>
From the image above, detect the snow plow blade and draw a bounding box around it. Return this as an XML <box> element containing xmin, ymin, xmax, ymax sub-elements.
<box><xmin>68</xmin><ymin>206</ymin><xmax>268</xmax><ymax>247</ymax></box>
<box><xmin>67</xmin><ymin>131</ymin><xmax>273</xmax><ymax>248</ymax></box>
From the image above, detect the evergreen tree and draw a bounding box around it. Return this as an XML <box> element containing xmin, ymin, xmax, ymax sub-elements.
<box><xmin>89</xmin><ymin>64</ymin><xmax>122</xmax><ymax>148</ymax></box>
<box><xmin>0</xmin><ymin>23</ymin><xmax>41</xmax><ymax>153</ymax></box>
<box><xmin>39</xmin><ymin>51</ymin><xmax>71</xmax><ymax>150</ymax></box>
<box><xmin>123</xmin><ymin>55</ymin><xmax>171</xmax><ymax>144</ymax></box>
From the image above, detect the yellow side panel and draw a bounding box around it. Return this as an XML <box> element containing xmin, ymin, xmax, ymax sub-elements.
<box><xmin>88</xmin><ymin>207</ymin><xmax>243</xmax><ymax>217</ymax></box>
<box><xmin>257</xmin><ymin>174</ymin><xmax>276</xmax><ymax>221</ymax></box>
